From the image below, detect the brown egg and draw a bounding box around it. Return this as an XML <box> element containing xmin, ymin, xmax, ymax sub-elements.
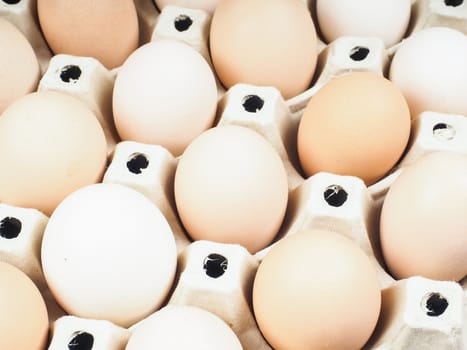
<box><xmin>37</xmin><ymin>0</ymin><xmax>139</xmax><ymax>69</ymax></box>
<box><xmin>0</xmin><ymin>91</ymin><xmax>107</xmax><ymax>216</ymax></box>
<box><xmin>253</xmin><ymin>229</ymin><xmax>381</xmax><ymax>350</ymax></box>
<box><xmin>0</xmin><ymin>261</ymin><xmax>49</xmax><ymax>350</ymax></box>
<box><xmin>297</xmin><ymin>71</ymin><xmax>411</xmax><ymax>185</ymax></box>
<box><xmin>380</xmin><ymin>152</ymin><xmax>467</xmax><ymax>281</ymax></box>
<box><xmin>0</xmin><ymin>18</ymin><xmax>40</xmax><ymax>115</ymax></box>
<box><xmin>209</xmin><ymin>0</ymin><xmax>318</xmax><ymax>99</ymax></box>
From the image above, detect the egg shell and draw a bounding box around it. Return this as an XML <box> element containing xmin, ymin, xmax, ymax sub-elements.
<box><xmin>0</xmin><ymin>0</ymin><xmax>52</xmax><ymax>72</ymax></box>
<box><xmin>253</xmin><ymin>229</ymin><xmax>381</xmax><ymax>350</ymax></box>
<box><xmin>209</xmin><ymin>0</ymin><xmax>318</xmax><ymax>99</ymax></box>
<box><xmin>316</xmin><ymin>0</ymin><xmax>412</xmax><ymax>47</ymax></box>
<box><xmin>0</xmin><ymin>261</ymin><xmax>49</xmax><ymax>350</ymax></box>
<box><xmin>389</xmin><ymin>27</ymin><xmax>467</xmax><ymax>118</ymax></box>
<box><xmin>174</xmin><ymin>125</ymin><xmax>289</xmax><ymax>254</ymax></box>
<box><xmin>297</xmin><ymin>71</ymin><xmax>411</xmax><ymax>185</ymax></box>
<box><xmin>112</xmin><ymin>39</ymin><xmax>218</xmax><ymax>157</ymax></box>
<box><xmin>127</xmin><ymin>305</ymin><xmax>242</xmax><ymax>350</ymax></box>
<box><xmin>380</xmin><ymin>152</ymin><xmax>467</xmax><ymax>281</ymax></box>
<box><xmin>0</xmin><ymin>18</ymin><xmax>40</xmax><ymax>114</ymax></box>
<box><xmin>0</xmin><ymin>91</ymin><xmax>107</xmax><ymax>216</ymax></box>
<box><xmin>37</xmin><ymin>0</ymin><xmax>139</xmax><ymax>69</ymax></box>
<box><xmin>41</xmin><ymin>183</ymin><xmax>178</xmax><ymax>328</ymax></box>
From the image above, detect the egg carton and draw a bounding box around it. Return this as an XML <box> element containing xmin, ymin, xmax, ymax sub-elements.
<box><xmin>0</xmin><ymin>0</ymin><xmax>467</xmax><ymax>349</ymax></box>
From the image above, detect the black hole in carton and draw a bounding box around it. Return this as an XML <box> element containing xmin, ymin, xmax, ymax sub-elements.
<box><xmin>242</xmin><ymin>95</ymin><xmax>264</xmax><ymax>113</ymax></box>
<box><xmin>203</xmin><ymin>253</ymin><xmax>228</xmax><ymax>278</ymax></box>
<box><xmin>68</xmin><ymin>331</ymin><xmax>94</xmax><ymax>350</ymax></box>
<box><xmin>174</xmin><ymin>14</ymin><xmax>193</xmax><ymax>32</ymax></box>
<box><xmin>349</xmin><ymin>46</ymin><xmax>370</xmax><ymax>61</ymax></box>
<box><xmin>323</xmin><ymin>185</ymin><xmax>348</xmax><ymax>207</ymax></box>
<box><xmin>433</xmin><ymin>122</ymin><xmax>455</xmax><ymax>140</ymax></box>
<box><xmin>0</xmin><ymin>217</ymin><xmax>21</xmax><ymax>239</ymax></box>
<box><xmin>60</xmin><ymin>65</ymin><xmax>82</xmax><ymax>83</ymax></box>
<box><xmin>126</xmin><ymin>153</ymin><xmax>149</xmax><ymax>174</ymax></box>
<box><xmin>445</xmin><ymin>0</ymin><xmax>463</xmax><ymax>6</ymax></box>
<box><xmin>2</xmin><ymin>0</ymin><xmax>21</xmax><ymax>4</ymax></box>
<box><xmin>424</xmin><ymin>292</ymin><xmax>449</xmax><ymax>317</ymax></box>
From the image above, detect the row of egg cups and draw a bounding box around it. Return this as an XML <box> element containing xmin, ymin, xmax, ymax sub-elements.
<box><xmin>3</xmin><ymin>0</ymin><xmax>467</xmax><ymax>105</ymax></box>
<box><xmin>2</xmin><ymin>51</ymin><xmax>466</xmax><ymax>349</ymax></box>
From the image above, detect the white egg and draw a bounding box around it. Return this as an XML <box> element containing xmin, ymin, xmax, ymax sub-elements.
<box><xmin>390</xmin><ymin>27</ymin><xmax>467</xmax><ymax>118</ymax></box>
<box><xmin>127</xmin><ymin>305</ymin><xmax>243</xmax><ymax>349</ymax></box>
<box><xmin>41</xmin><ymin>183</ymin><xmax>177</xmax><ymax>327</ymax></box>
<box><xmin>113</xmin><ymin>39</ymin><xmax>218</xmax><ymax>156</ymax></box>
<box><xmin>316</xmin><ymin>0</ymin><xmax>411</xmax><ymax>47</ymax></box>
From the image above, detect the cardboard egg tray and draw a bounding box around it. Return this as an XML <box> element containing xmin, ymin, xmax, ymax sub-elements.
<box><xmin>0</xmin><ymin>0</ymin><xmax>466</xmax><ymax>349</ymax></box>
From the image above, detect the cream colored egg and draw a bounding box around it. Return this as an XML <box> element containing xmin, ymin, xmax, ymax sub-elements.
<box><xmin>253</xmin><ymin>230</ymin><xmax>381</xmax><ymax>350</ymax></box>
<box><xmin>0</xmin><ymin>262</ymin><xmax>49</xmax><ymax>350</ymax></box>
<box><xmin>41</xmin><ymin>183</ymin><xmax>177</xmax><ymax>327</ymax></box>
<box><xmin>174</xmin><ymin>125</ymin><xmax>288</xmax><ymax>253</ymax></box>
<box><xmin>37</xmin><ymin>0</ymin><xmax>139</xmax><ymax>69</ymax></box>
<box><xmin>380</xmin><ymin>152</ymin><xmax>467</xmax><ymax>281</ymax></box>
<box><xmin>0</xmin><ymin>18</ymin><xmax>40</xmax><ymax>115</ymax></box>
<box><xmin>113</xmin><ymin>39</ymin><xmax>218</xmax><ymax>156</ymax></box>
<box><xmin>0</xmin><ymin>91</ymin><xmax>107</xmax><ymax>216</ymax></box>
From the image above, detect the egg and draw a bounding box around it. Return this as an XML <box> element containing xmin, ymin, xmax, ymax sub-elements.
<box><xmin>41</xmin><ymin>183</ymin><xmax>177</xmax><ymax>327</ymax></box>
<box><xmin>209</xmin><ymin>0</ymin><xmax>318</xmax><ymax>99</ymax></box>
<box><xmin>253</xmin><ymin>229</ymin><xmax>381</xmax><ymax>350</ymax></box>
<box><xmin>0</xmin><ymin>91</ymin><xmax>107</xmax><ymax>216</ymax></box>
<box><xmin>316</xmin><ymin>0</ymin><xmax>411</xmax><ymax>47</ymax></box>
<box><xmin>113</xmin><ymin>39</ymin><xmax>218</xmax><ymax>156</ymax></box>
<box><xmin>0</xmin><ymin>18</ymin><xmax>40</xmax><ymax>115</ymax></box>
<box><xmin>297</xmin><ymin>71</ymin><xmax>411</xmax><ymax>185</ymax></box>
<box><xmin>127</xmin><ymin>305</ymin><xmax>242</xmax><ymax>349</ymax></box>
<box><xmin>174</xmin><ymin>125</ymin><xmax>288</xmax><ymax>254</ymax></box>
<box><xmin>0</xmin><ymin>261</ymin><xmax>49</xmax><ymax>350</ymax></box>
<box><xmin>380</xmin><ymin>152</ymin><xmax>467</xmax><ymax>281</ymax></box>
<box><xmin>390</xmin><ymin>27</ymin><xmax>467</xmax><ymax>118</ymax></box>
<box><xmin>154</xmin><ymin>0</ymin><xmax>221</xmax><ymax>13</ymax></box>
<box><xmin>37</xmin><ymin>0</ymin><xmax>139</xmax><ymax>69</ymax></box>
